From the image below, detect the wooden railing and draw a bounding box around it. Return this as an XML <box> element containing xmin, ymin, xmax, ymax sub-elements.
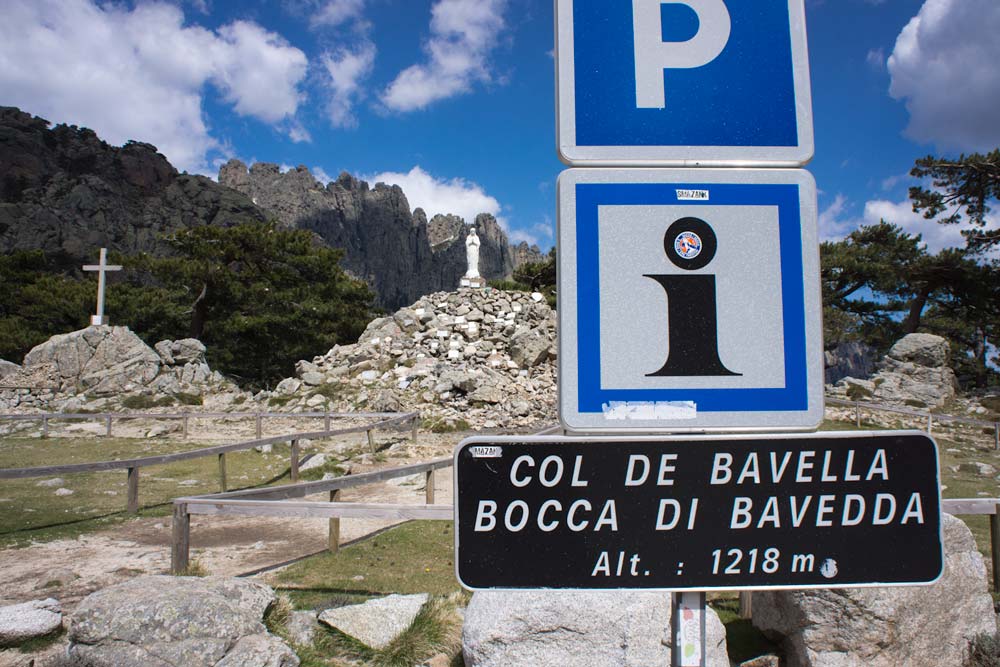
<box><xmin>0</xmin><ymin>411</ymin><xmax>419</xmax><ymax>514</ymax></box>
<box><xmin>827</xmin><ymin>397</ymin><xmax>1000</xmax><ymax>448</ymax></box>
<box><xmin>171</xmin><ymin>456</ymin><xmax>452</xmax><ymax>573</ymax></box>
<box><xmin>0</xmin><ymin>409</ymin><xmax>418</xmax><ymax>441</ymax></box>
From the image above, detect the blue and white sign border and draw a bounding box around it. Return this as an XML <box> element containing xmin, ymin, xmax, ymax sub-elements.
<box><xmin>555</xmin><ymin>0</ymin><xmax>815</xmax><ymax>167</ymax></box>
<box><xmin>557</xmin><ymin>168</ymin><xmax>824</xmax><ymax>433</ymax></box>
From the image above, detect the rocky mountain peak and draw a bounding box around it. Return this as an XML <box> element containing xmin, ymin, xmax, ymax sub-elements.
<box><xmin>0</xmin><ymin>107</ymin><xmax>265</xmax><ymax>264</ymax></box>
<box><xmin>218</xmin><ymin>159</ymin><xmax>541</xmax><ymax>310</ymax></box>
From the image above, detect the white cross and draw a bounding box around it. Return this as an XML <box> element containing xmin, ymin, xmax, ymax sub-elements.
<box><xmin>82</xmin><ymin>248</ymin><xmax>122</xmax><ymax>326</ymax></box>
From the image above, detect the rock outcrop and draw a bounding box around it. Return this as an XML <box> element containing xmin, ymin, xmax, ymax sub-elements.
<box><xmin>510</xmin><ymin>240</ymin><xmax>545</xmax><ymax>268</ymax></box>
<box><xmin>829</xmin><ymin>333</ymin><xmax>958</xmax><ymax>408</ymax></box>
<box><xmin>462</xmin><ymin>591</ymin><xmax>729</xmax><ymax>667</ymax></box>
<box><xmin>318</xmin><ymin>593</ymin><xmax>428</xmax><ymax>650</ymax></box>
<box><xmin>261</xmin><ymin>288</ymin><xmax>557</xmax><ymax>429</ymax></box>
<box><xmin>751</xmin><ymin>513</ymin><xmax>997</xmax><ymax>667</ymax></box>
<box><xmin>0</xmin><ymin>107</ymin><xmax>548</xmax><ymax>313</ymax></box>
<box><xmin>67</xmin><ymin>576</ymin><xmax>297</xmax><ymax>667</ymax></box>
<box><xmin>0</xmin><ymin>325</ymin><xmax>235</xmax><ymax>411</ymax></box>
<box><xmin>218</xmin><ymin>159</ymin><xmax>538</xmax><ymax>309</ymax></box>
<box><xmin>824</xmin><ymin>341</ymin><xmax>876</xmax><ymax>384</ymax></box>
<box><xmin>0</xmin><ymin>107</ymin><xmax>266</xmax><ymax>264</ymax></box>
<box><xmin>0</xmin><ymin>598</ymin><xmax>62</xmax><ymax>647</ymax></box>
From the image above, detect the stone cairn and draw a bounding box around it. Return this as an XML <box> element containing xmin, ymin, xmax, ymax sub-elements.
<box><xmin>264</xmin><ymin>288</ymin><xmax>558</xmax><ymax>430</ymax></box>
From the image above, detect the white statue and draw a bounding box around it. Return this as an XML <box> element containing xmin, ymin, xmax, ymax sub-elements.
<box><xmin>465</xmin><ymin>227</ymin><xmax>481</xmax><ymax>279</ymax></box>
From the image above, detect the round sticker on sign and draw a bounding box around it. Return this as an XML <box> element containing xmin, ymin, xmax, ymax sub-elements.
<box><xmin>664</xmin><ymin>217</ymin><xmax>718</xmax><ymax>271</ymax></box>
<box><xmin>674</xmin><ymin>231</ymin><xmax>702</xmax><ymax>259</ymax></box>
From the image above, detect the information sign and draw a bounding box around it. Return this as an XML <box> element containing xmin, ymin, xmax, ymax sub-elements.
<box><xmin>558</xmin><ymin>167</ymin><xmax>823</xmax><ymax>432</ymax></box>
<box><xmin>454</xmin><ymin>432</ymin><xmax>943</xmax><ymax>591</ymax></box>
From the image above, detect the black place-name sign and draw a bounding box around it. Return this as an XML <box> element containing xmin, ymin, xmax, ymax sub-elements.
<box><xmin>454</xmin><ymin>432</ymin><xmax>943</xmax><ymax>590</ymax></box>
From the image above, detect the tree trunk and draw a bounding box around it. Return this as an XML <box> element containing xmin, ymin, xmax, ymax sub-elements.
<box><xmin>190</xmin><ymin>283</ymin><xmax>208</xmax><ymax>340</ymax></box>
<box><xmin>902</xmin><ymin>284</ymin><xmax>932</xmax><ymax>334</ymax></box>
<box><xmin>973</xmin><ymin>327</ymin><xmax>989</xmax><ymax>389</ymax></box>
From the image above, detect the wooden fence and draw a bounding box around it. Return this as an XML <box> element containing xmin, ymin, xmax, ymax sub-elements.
<box><xmin>0</xmin><ymin>411</ymin><xmax>419</xmax><ymax>514</ymax></box>
<box><xmin>827</xmin><ymin>397</ymin><xmax>1000</xmax><ymax>448</ymax></box>
<box><xmin>171</xmin><ymin>456</ymin><xmax>453</xmax><ymax>573</ymax></box>
<box><xmin>0</xmin><ymin>409</ymin><xmax>418</xmax><ymax>441</ymax></box>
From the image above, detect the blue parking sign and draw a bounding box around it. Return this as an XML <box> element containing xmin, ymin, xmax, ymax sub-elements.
<box><xmin>556</xmin><ymin>0</ymin><xmax>814</xmax><ymax>166</ymax></box>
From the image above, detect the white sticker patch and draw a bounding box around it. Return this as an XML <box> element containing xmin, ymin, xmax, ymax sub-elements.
<box><xmin>470</xmin><ymin>446</ymin><xmax>503</xmax><ymax>458</ymax></box>
<box><xmin>602</xmin><ymin>401</ymin><xmax>698</xmax><ymax>420</ymax></box>
<box><xmin>676</xmin><ymin>189</ymin><xmax>709</xmax><ymax>201</ymax></box>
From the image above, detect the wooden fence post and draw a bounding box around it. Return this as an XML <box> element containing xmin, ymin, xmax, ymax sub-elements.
<box><xmin>182</xmin><ymin>415</ymin><xmax>189</xmax><ymax>440</ymax></box>
<box><xmin>106</xmin><ymin>414</ymin><xmax>113</xmax><ymax>437</ymax></box>
<box><xmin>256</xmin><ymin>413</ymin><xmax>262</xmax><ymax>439</ymax></box>
<box><xmin>325</xmin><ymin>409</ymin><xmax>331</xmax><ymax>432</ymax></box>
<box><xmin>994</xmin><ymin>423</ymin><xmax>999</xmax><ymax>451</ymax></box>
<box><xmin>218</xmin><ymin>453</ymin><xmax>228</xmax><ymax>492</ymax></box>
<box><xmin>366</xmin><ymin>430</ymin><xmax>375</xmax><ymax>453</ymax></box>
<box><xmin>425</xmin><ymin>469</ymin><xmax>435</xmax><ymax>505</ymax></box>
<box><xmin>328</xmin><ymin>489</ymin><xmax>341</xmax><ymax>553</ymax></box>
<box><xmin>42</xmin><ymin>416</ymin><xmax>48</xmax><ymax>438</ymax></box>
<box><xmin>992</xmin><ymin>506</ymin><xmax>1000</xmax><ymax>594</ymax></box>
<box><xmin>171</xmin><ymin>502</ymin><xmax>191</xmax><ymax>575</ymax></box>
<box><xmin>854</xmin><ymin>404</ymin><xmax>861</xmax><ymax>428</ymax></box>
<box><xmin>926</xmin><ymin>413</ymin><xmax>933</xmax><ymax>434</ymax></box>
<box><xmin>739</xmin><ymin>592</ymin><xmax>753</xmax><ymax>619</ymax></box>
<box><xmin>127</xmin><ymin>466</ymin><xmax>140</xmax><ymax>514</ymax></box>
<box><xmin>290</xmin><ymin>440</ymin><xmax>300</xmax><ymax>482</ymax></box>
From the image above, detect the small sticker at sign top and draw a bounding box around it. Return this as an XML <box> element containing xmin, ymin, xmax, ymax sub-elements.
<box><xmin>470</xmin><ymin>446</ymin><xmax>503</xmax><ymax>458</ymax></box>
<box><xmin>676</xmin><ymin>189</ymin><xmax>709</xmax><ymax>201</ymax></box>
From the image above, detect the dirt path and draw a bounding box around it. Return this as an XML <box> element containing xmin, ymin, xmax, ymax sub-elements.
<box><xmin>0</xmin><ymin>431</ymin><xmax>461</xmax><ymax>612</ymax></box>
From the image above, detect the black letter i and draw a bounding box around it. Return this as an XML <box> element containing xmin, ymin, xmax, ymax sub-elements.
<box><xmin>646</xmin><ymin>217</ymin><xmax>740</xmax><ymax>377</ymax></box>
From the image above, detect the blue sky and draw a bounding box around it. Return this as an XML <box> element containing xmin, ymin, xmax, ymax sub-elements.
<box><xmin>2</xmin><ymin>0</ymin><xmax>999</xmax><ymax>252</ymax></box>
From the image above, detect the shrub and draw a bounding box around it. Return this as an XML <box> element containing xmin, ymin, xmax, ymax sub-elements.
<box><xmin>174</xmin><ymin>392</ymin><xmax>203</xmax><ymax>406</ymax></box>
<box><xmin>423</xmin><ymin>417</ymin><xmax>471</xmax><ymax>433</ymax></box>
<box><xmin>308</xmin><ymin>382</ymin><xmax>341</xmax><ymax>401</ymax></box>
<box><xmin>268</xmin><ymin>394</ymin><xmax>295</xmax><ymax>408</ymax></box>
<box><xmin>300</xmin><ymin>460</ymin><xmax>347</xmax><ymax>481</ymax></box>
<box><xmin>264</xmin><ymin>594</ymin><xmax>294</xmax><ymax>637</ymax></box>
<box><xmin>121</xmin><ymin>394</ymin><xmax>174</xmax><ymax>410</ymax></box>
<box><xmin>846</xmin><ymin>384</ymin><xmax>873</xmax><ymax>401</ymax></box>
<box><xmin>966</xmin><ymin>631</ymin><xmax>1000</xmax><ymax>667</ymax></box>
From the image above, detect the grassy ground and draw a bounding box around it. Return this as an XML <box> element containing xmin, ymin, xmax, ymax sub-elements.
<box><xmin>5</xmin><ymin>411</ymin><xmax>1000</xmax><ymax>664</ymax></box>
<box><xmin>0</xmin><ymin>435</ymin><xmax>296</xmax><ymax>546</ymax></box>
<box><xmin>273</xmin><ymin>521</ymin><xmax>459</xmax><ymax>609</ymax></box>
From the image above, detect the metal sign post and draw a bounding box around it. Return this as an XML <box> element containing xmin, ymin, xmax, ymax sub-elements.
<box><xmin>500</xmin><ymin>1</ymin><xmax>833</xmax><ymax>663</ymax></box>
<box><xmin>673</xmin><ymin>592</ymin><xmax>707</xmax><ymax>667</ymax></box>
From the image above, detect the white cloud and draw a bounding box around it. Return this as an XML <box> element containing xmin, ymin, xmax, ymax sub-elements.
<box><xmin>820</xmin><ymin>192</ymin><xmax>970</xmax><ymax>253</ymax></box>
<box><xmin>381</xmin><ymin>0</ymin><xmax>508</xmax><ymax>112</ymax></box>
<box><xmin>818</xmin><ymin>194</ymin><xmax>854</xmax><ymax>241</ymax></box>
<box><xmin>286</xmin><ymin>120</ymin><xmax>313</xmax><ymax>143</ymax></box>
<box><xmin>0</xmin><ymin>0</ymin><xmax>308</xmax><ymax>174</ymax></box>
<box><xmin>888</xmin><ymin>0</ymin><xmax>1000</xmax><ymax>151</ymax></box>
<box><xmin>865</xmin><ymin>48</ymin><xmax>885</xmax><ymax>71</ymax></box>
<box><xmin>306</xmin><ymin>0</ymin><xmax>377</xmax><ymax>129</ymax></box>
<box><xmin>312</xmin><ymin>0</ymin><xmax>367</xmax><ymax>28</ymax></box>
<box><xmin>509</xmin><ymin>219</ymin><xmax>554</xmax><ymax>248</ymax></box>
<box><xmin>863</xmin><ymin>198</ymin><xmax>969</xmax><ymax>253</ymax></box>
<box><xmin>312</xmin><ymin>166</ymin><xmax>335</xmax><ymax>184</ymax></box>
<box><xmin>370</xmin><ymin>166</ymin><xmax>505</xmax><ymax>227</ymax></box>
<box><xmin>321</xmin><ymin>43</ymin><xmax>376</xmax><ymax>127</ymax></box>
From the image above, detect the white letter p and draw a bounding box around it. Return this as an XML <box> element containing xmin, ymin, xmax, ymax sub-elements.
<box><xmin>632</xmin><ymin>0</ymin><xmax>732</xmax><ymax>109</ymax></box>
